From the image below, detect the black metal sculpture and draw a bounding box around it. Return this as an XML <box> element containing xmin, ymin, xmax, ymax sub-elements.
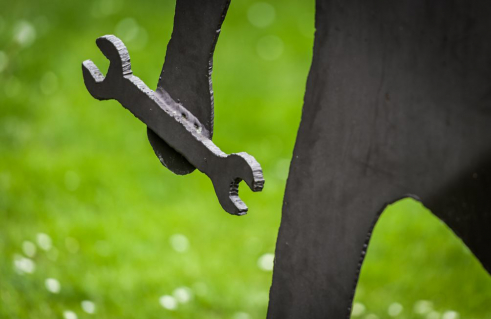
<box><xmin>82</xmin><ymin>1</ymin><xmax>264</xmax><ymax>216</ymax></box>
<box><xmin>82</xmin><ymin>0</ymin><xmax>491</xmax><ymax>318</ymax></box>
<box><xmin>268</xmin><ymin>1</ymin><xmax>491</xmax><ymax>318</ymax></box>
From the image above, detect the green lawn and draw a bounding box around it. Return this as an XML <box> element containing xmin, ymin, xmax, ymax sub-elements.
<box><xmin>1</xmin><ymin>0</ymin><xmax>490</xmax><ymax>318</ymax></box>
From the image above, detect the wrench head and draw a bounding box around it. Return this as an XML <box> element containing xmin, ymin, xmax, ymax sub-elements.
<box><xmin>212</xmin><ymin>153</ymin><xmax>265</xmax><ymax>215</ymax></box>
<box><xmin>82</xmin><ymin>35</ymin><xmax>132</xmax><ymax>100</ymax></box>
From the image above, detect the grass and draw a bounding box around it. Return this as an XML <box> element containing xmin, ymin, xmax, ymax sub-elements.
<box><xmin>0</xmin><ymin>0</ymin><xmax>490</xmax><ymax>318</ymax></box>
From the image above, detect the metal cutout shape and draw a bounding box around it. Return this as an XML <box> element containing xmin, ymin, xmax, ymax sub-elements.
<box><xmin>82</xmin><ymin>0</ymin><xmax>264</xmax><ymax>216</ymax></box>
<box><xmin>268</xmin><ymin>1</ymin><xmax>491</xmax><ymax>318</ymax></box>
<box><xmin>149</xmin><ymin>0</ymin><xmax>231</xmax><ymax>175</ymax></box>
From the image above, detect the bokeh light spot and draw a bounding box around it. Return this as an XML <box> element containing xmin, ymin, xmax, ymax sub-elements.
<box><xmin>81</xmin><ymin>300</ymin><xmax>96</xmax><ymax>314</ymax></box>
<box><xmin>115</xmin><ymin>18</ymin><xmax>139</xmax><ymax>42</ymax></box>
<box><xmin>257</xmin><ymin>253</ymin><xmax>274</xmax><ymax>271</ymax></box>
<box><xmin>388</xmin><ymin>302</ymin><xmax>403</xmax><ymax>317</ymax></box>
<box><xmin>256</xmin><ymin>35</ymin><xmax>284</xmax><ymax>61</ymax></box>
<box><xmin>22</xmin><ymin>241</ymin><xmax>36</xmax><ymax>258</ymax></box>
<box><xmin>45</xmin><ymin>278</ymin><xmax>61</xmax><ymax>294</ymax></box>
<box><xmin>159</xmin><ymin>295</ymin><xmax>177</xmax><ymax>310</ymax></box>
<box><xmin>36</xmin><ymin>233</ymin><xmax>52</xmax><ymax>251</ymax></box>
<box><xmin>442</xmin><ymin>310</ymin><xmax>459</xmax><ymax>319</ymax></box>
<box><xmin>247</xmin><ymin>2</ymin><xmax>276</xmax><ymax>28</ymax></box>
<box><xmin>351</xmin><ymin>302</ymin><xmax>366</xmax><ymax>317</ymax></box>
<box><xmin>414</xmin><ymin>300</ymin><xmax>433</xmax><ymax>315</ymax></box>
<box><xmin>63</xmin><ymin>310</ymin><xmax>77</xmax><ymax>319</ymax></box>
<box><xmin>173</xmin><ymin>286</ymin><xmax>193</xmax><ymax>304</ymax></box>
<box><xmin>114</xmin><ymin>17</ymin><xmax>148</xmax><ymax>50</ymax></box>
<box><xmin>170</xmin><ymin>234</ymin><xmax>189</xmax><ymax>253</ymax></box>
<box><xmin>13</xmin><ymin>254</ymin><xmax>35</xmax><ymax>274</ymax></box>
<box><xmin>233</xmin><ymin>312</ymin><xmax>251</xmax><ymax>319</ymax></box>
<box><xmin>13</xmin><ymin>20</ymin><xmax>36</xmax><ymax>47</ymax></box>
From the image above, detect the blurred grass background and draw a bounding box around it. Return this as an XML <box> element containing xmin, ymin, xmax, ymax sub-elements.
<box><xmin>0</xmin><ymin>0</ymin><xmax>490</xmax><ymax>318</ymax></box>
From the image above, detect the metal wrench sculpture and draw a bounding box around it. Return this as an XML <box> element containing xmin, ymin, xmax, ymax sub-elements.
<box><xmin>82</xmin><ymin>32</ymin><xmax>263</xmax><ymax>216</ymax></box>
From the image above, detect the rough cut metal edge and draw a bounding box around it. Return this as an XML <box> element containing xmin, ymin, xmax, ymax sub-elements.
<box><xmin>82</xmin><ymin>35</ymin><xmax>264</xmax><ymax>215</ymax></box>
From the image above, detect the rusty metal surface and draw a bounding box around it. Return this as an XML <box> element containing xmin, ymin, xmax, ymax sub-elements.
<box><xmin>268</xmin><ymin>0</ymin><xmax>491</xmax><ymax>318</ymax></box>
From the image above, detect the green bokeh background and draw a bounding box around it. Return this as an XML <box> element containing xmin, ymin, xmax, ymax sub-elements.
<box><xmin>0</xmin><ymin>0</ymin><xmax>490</xmax><ymax>318</ymax></box>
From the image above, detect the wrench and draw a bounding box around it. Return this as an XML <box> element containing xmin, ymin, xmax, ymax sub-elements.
<box><xmin>82</xmin><ymin>35</ymin><xmax>264</xmax><ymax>215</ymax></box>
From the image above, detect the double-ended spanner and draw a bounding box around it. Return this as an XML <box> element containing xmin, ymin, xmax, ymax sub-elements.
<box><xmin>82</xmin><ymin>35</ymin><xmax>264</xmax><ymax>215</ymax></box>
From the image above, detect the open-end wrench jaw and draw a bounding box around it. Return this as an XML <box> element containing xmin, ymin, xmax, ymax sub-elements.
<box><xmin>209</xmin><ymin>152</ymin><xmax>265</xmax><ymax>215</ymax></box>
<box><xmin>82</xmin><ymin>35</ymin><xmax>264</xmax><ymax>215</ymax></box>
<box><xmin>82</xmin><ymin>35</ymin><xmax>132</xmax><ymax>101</ymax></box>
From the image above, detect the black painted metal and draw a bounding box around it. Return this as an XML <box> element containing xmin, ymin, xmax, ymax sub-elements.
<box><xmin>268</xmin><ymin>1</ymin><xmax>491</xmax><ymax>318</ymax></box>
<box><xmin>149</xmin><ymin>0</ymin><xmax>231</xmax><ymax>175</ymax></box>
<box><xmin>81</xmin><ymin>0</ymin><xmax>491</xmax><ymax>317</ymax></box>
<box><xmin>82</xmin><ymin>24</ymin><xmax>264</xmax><ymax>215</ymax></box>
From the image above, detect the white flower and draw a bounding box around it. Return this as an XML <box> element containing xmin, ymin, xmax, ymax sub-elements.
<box><xmin>442</xmin><ymin>311</ymin><xmax>459</xmax><ymax>319</ymax></box>
<box><xmin>351</xmin><ymin>302</ymin><xmax>365</xmax><ymax>317</ymax></box>
<box><xmin>36</xmin><ymin>233</ymin><xmax>52</xmax><ymax>251</ymax></box>
<box><xmin>159</xmin><ymin>295</ymin><xmax>177</xmax><ymax>310</ymax></box>
<box><xmin>414</xmin><ymin>300</ymin><xmax>433</xmax><ymax>314</ymax></box>
<box><xmin>45</xmin><ymin>278</ymin><xmax>61</xmax><ymax>293</ymax></box>
<box><xmin>257</xmin><ymin>253</ymin><xmax>274</xmax><ymax>271</ymax></box>
<box><xmin>173</xmin><ymin>287</ymin><xmax>192</xmax><ymax>304</ymax></box>
<box><xmin>63</xmin><ymin>310</ymin><xmax>77</xmax><ymax>319</ymax></box>
<box><xmin>170</xmin><ymin>234</ymin><xmax>189</xmax><ymax>253</ymax></box>
<box><xmin>388</xmin><ymin>302</ymin><xmax>403</xmax><ymax>317</ymax></box>
<box><xmin>13</xmin><ymin>254</ymin><xmax>35</xmax><ymax>274</ymax></box>
<box><xmin>13</xmin><ymin>20</ymin><xmax>36</xmax><ymax>47</ymax></box>
<box><xmin>81</xmin><ymin>300</ymin><xmax>96</xmax><ymax>314</ymax></box>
